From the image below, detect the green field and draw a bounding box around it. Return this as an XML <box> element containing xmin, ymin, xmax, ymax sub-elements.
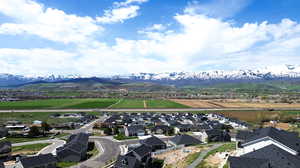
<box><xmin>0</xmin><ymin>98</ymin><xmax>117</xmax><ymax>110</ymax></box>
<box><xmin>111</xmin><ymin>99</ymin><xmax>145</xmax><ymax>108</ymax></box>
<box><xmin>0</xmin><ymin>111</ymin><xmax>100</xmax><ymax>125</ymax></box>
<box><xmin>147</xmin><ymin>99</ymin><xmax>190</xmax><ymax>108</ymax></box>
<box><xmin>110</xmin><ymin>99</ymin><xmax>190</xmax><ymax>109</ymax></box>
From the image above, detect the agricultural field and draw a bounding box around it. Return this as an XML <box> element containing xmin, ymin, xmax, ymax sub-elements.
<box><xmin>172</xmin><ymin>99</ymin><xmax>300</xmax><ymax>109</ymax></box>
<box><xmin>110</xmin><ymin>99</ymin><xmax>190</xmax><ymax>109</ymax></box>
<box><xmin>147</xmin><ymin>99</ymin><xmax>190</xmax><ymax>108</ymax></box>
<box><xmin>0</xmin><ymin>98</ymin><xmax>118</xmax><ymax>110</ymax></box>
<box><xmin>110</xmin><ymin>99</ymin><xmax>145</xmax><ymax>108</ymax></box>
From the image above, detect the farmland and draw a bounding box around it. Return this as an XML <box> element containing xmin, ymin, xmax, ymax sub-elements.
<box><xmin>110</xmin><ymin>99</ymin><xmax>190</xmax><ymax>109</ymax></box>
<box><xmin>172</xmin><ymin>99</ymin><xmax>300</xmax><ymax>109</ymax></box>
<box><xmin>0</xmin><ymin>98</ymin><xmax>118</xmax><ymax>110</ymax></box>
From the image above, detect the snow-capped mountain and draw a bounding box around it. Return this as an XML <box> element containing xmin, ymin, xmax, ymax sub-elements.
<box><xmin>1</xmin><ymin>65</ymin><xmax>300</xmax><ymax>87</ymax></box>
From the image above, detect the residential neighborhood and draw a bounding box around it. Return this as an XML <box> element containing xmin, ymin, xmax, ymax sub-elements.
<box><xmin>1</xmin><ymin>110</ymin><xmax>300</xmax><ymax>168</ymax></box>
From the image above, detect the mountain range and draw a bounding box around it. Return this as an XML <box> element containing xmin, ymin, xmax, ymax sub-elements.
<box><xmin>2</xmin><ymin>67</ymin><xmax>300</xmax><ymax>89</ymax></box>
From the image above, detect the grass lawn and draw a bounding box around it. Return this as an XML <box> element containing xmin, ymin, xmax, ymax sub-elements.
<box><xmin>113</xmin><ymin>134</ymin><xmax>138</xmax><ymax>140</ymax></box>
<box><xmin>57</xmin><ymin>162</ymin><xmax>78</xmax><ymax>168</ymax></box>
<box><xmin>12</xmin><ymin>143</ymin><xmax>50</xmax><ymax>155</ymax></box>
<box><xmin>111</xmin><ymin>99</ymin><xmax>145</xmax><ymax>109</ymax></box>
<box><xmin>0</xmin><ymin>98</ymin><xmax>117</xmax><ymax>110</ymax></box>
<box><xmin>2</xmin><ymin>133</ymin><xmax>70</xmax><ymax>143</ymax></box>
<box><xmin>147</xmin><ymin>99</ymin><xmax>190</xmax><ymax>108</ymax></box>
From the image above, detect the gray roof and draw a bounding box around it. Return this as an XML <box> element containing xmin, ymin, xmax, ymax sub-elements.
<box><xmin>242</xmin><ymin>127</ymin><xmax>300</xmax><ymax>152</ymax></box>
<box><xmin>0</xmin><ymin>162</ymin><xmax>4</xmax><ymax>168</ymax></box>
<box><xmin>20</xmin><ymin>154</ymin><xmax>57</xmax><ymax>168</ymax></box>
<box><xmin>243</xmin><ymin>144</ymin><xmax>300</xmax><ymax>168</ymax></box>
<box><xmin>114</xmin><ymin>155</ymin><xmax>141</xmax><ymax>168</ymax></box>
<box><xmin>228</xmin><ymin>156</ymin><xmax>270</xmax><ymax>168</ymax></box>
<box><xmin>170</xmin><ymin>134</ymin><xmax>202</xmax><ymax>146</ymax></box>
<box><xmin>0</xmin><ymin>141</ymin><xmax>11</xmax><ymax>154</ymax></box>
<box><xmin>132</xmin><ymin>144</ymin><xmax>152</xmax><ymax>158</ymax></box>
<box><xmin>141</xmin><ymin>136</ymin><xmax>166</xmax><ymax>147</ymax></box>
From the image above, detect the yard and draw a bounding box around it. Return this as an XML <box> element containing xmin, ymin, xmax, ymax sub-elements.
<box><xmin>12</xmin><ymin>143</ymin><xmax>50</xmax><ymax>155</ymax></box>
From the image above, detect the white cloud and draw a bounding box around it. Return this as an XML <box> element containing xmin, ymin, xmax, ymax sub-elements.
<box><xmin>185</xmin><ymin>0</ymin><xmax>252</xmax><ymax>18</ymax></box>
<box><xmin>96</xmin><ymin>5</ymin><xmax>140</xmax><ymax>24</ymax></box>
<box><xmin>1</xmin><ymin>0</ymin><xmax>300</xmax><ymax>76</ymax></box>
<box><xmin>114</xmin><ymin>0</ymin><xmax>148</xmax><ymax>7</ymax></box>
<box><xmin>0</xmin><ymin>0</ymin><xmax>102</xmax><ymax>44</ymax></box>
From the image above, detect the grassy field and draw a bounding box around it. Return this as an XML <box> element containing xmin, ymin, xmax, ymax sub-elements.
<box><xmin>12</xmin><ymin>143</ymin><xmax>50</xmax><ymax>155</ymax></box>
<box><xmin>0</xmin><ymin>111</ymin><xmax>101</xmax><ymax>125</ymax></box>
<box><xmin>0</xmin><ymin>98</ymin><xmax>117</xmax><ymax>110</ymax></box>
<box><xmin>147</xmin><ymin>99</ymin><xmax>190</xmax><ymax>108</ymax></box>
<box><xmin>110</xmin><ymin>99</ymin><xmax>190</xmax><ymax>109</ymax></box>
<box><xmin>111</xmin><ymin>99</ymin><xmax>145</xmax><ymax>109</ymax></box>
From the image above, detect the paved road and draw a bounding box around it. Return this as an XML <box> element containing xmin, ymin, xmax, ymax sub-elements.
<box><xmin>72</xmin><ymin>137</ymin><xmax>121</xmax><ymax>168</ymax></box>
<box><xmin>0</xmin><ymin>107</ymin><xmax>298</xmax><ymax>113</ymax></box>
<box><xmin>12</xmin><ymin>139</ymin><xmax>65</xmax><ymax>147</ymax></box>
<box><xmin>37</xmin><ymin>139</ymin><xmax>65</xmax><ymax>155</ymax></box>
<box><xmin>187</xmin><ymin>143</ymin><xmax>224</xmax><ymax>168</ymax></box>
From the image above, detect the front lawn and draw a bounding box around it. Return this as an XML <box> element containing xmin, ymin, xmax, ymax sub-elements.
<box><xmin>113</xmin><ymin>134</ymin><xmax>138</xmax><ymax>140</ymax></box>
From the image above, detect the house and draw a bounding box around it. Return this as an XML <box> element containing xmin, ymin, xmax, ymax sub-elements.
<box><xmin>0</xmin><ymin>141</ymin><xmax>11</xmax><ymax>158</ymax></box>
<box><xmin>228</xmin><ymin>156</ymin><xmax>270</xmax><ymax>168</ymax></box>
<box><xmin>228</xmin><ymin>127</ymin><xmax>300</xmax><ymax>168</ymax></box>
<box><xmin>124</xmin><ymin>125</ymin><xmax>145</xmax><ymax>137</ymax></box>
<box><xmin>56</xmin><ymin>133</ymin><xmax>89</xmax><ymax>162</ymax></box>
<box><xmin>0</xmin><ymin>128</ymin><xmax>8</xmax><ymax>138</ymax></box>
<box><xmin>200</xmin><ymin>129</ymin><xmax>231</xmax><ymax>143</ymax></box>
<box><xmin>170</xmin><ymin>134</ymin><xmax>202</xmax><ymax>146</ymax></box>
<box><xmin>151</xmin><ymin>125</ymin><xmax>172</xmax><ymax>135</ymax></box>
<box><xmin>114</xmin><ymin>155</ymin><xmax>141</xmax><ymax>168</ymax></box>
<box><xmin>129</xmin><ymin>145</ymin><xmax>152</xmax><ymax>166</ymax></box>
<box><xmin>239</xmin><ymin>127</ymin><xmax>300</xmax><ymax>155</ymax></box>
<box><xmin>140</xmin><ymin>136</ymin><xmax>166</xmax><ymax>151</ymax></box>
<box><xmin>115</xmin><ymin>144</ymin><xmax>153</xmax><ymax>168</ymax></box>
<box><xmin>233</xmin><ymin>130</ymin><xmax>255</xmax><ymax>142</ymax></box>
<box><xmin>18</xmin><ymin>154</ymin><xmax>57</xmax><ymax>168</ymax></box>
<box><xmin>0</xmin><ymin>162</ymin><xmax>4</xmax><ymax>168</ymax></box>
<box><xmin>229</xmin><ymin>144</ymin><xmax>300</xmax><ymax>168</ymax></box>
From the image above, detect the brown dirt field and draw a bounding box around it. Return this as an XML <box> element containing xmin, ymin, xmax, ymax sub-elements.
<box><xmin>171</xmin><ymin>99</ymin><xmax>300</xmax><ymax>109</ymax></box>
<box><xmin>263</xmin><ymin>122</ymin><xmax>291</xmax><ymax>130</ymax></box>
<box><xmin>154</xmin><ymin>146</ymin><xmax>207</xmax><ymax>168</ymax></box>
<box><xmin>219</xmin><ymin>111</ymin><xmax>279</xmax><ymax>123</ymax></box>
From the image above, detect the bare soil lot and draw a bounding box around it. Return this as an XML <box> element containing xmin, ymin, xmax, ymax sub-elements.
<box><xmin>172</xmin><ymin>99</ymin><xmax>300</xmax><ymax>109</ymax></box>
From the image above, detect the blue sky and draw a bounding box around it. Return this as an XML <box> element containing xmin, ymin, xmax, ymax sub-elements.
<box><xmin>1</xmin><ymin>0</ymin><xmax>300</xmax><ymax>76</ymax></box>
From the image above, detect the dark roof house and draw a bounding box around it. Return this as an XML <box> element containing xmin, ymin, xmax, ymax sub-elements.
<box><xmin>140</xmin><ymin>136</ymin><xmax>166</xmax><ymax>151</ymax></box>
<box><xmin>0</xmin><ymin>141</ymin><xmax>11</xmax><ymax>157</ymax></box>
<box><xmin>56</xmin><ymin>133</ymin><xmax>89</xmax><ymax>162</ymax></box>
<box><xmin>228</xmin><ymin>156</ymin><xmax>270</xmax><ymax>168</ymax></box>
<box><xmin>114</xmin><ymin>155</ymin><xmax>141</xmax><ymax>168</ymax></box>
<box><xmin>170</xmin><ymin>134</ymin><xmax>202</xmax><ymax>146</ymax></box>
<box><xmin>0</xmin><ymin>128</ymin><xmax>8</xmax><ymax>138</ymax></box>
<box><xmin>19</xmin><ymin>154</ymin><xmax>57</xmax><ymax>168</ymax></box>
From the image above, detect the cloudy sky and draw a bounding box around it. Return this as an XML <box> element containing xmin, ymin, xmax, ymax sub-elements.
<box><xmin>1</xmin><ymin>0</ymin><xmax>300</xmax><ymax>76</ymax></box>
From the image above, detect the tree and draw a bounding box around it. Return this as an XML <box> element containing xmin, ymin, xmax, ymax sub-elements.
<box><xmin>28</xmin><ymin>126</ymin><xmax>40</xmax><ymax>137</ymax></box>
<box><xmin>41</xmin><ymin>122</ymin><xmax>51</xmax><ymax>136</ymax></box>
<box><xmin>103</xmin><ymin>128</ymin><xmax>113</xmax><ymax>135</ymax></box>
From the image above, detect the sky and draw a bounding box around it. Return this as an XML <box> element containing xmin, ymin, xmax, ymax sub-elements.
<box><xmin>1</xmin><ymin>0</ymin><xmax>300</xmax><ymax>76</ymax></box>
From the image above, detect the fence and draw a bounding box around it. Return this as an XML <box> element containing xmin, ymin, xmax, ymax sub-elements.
<box><xmin>152</xmin><ymin>144</ymin><xmax>185</xmax><ymax>156</ymax></box>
